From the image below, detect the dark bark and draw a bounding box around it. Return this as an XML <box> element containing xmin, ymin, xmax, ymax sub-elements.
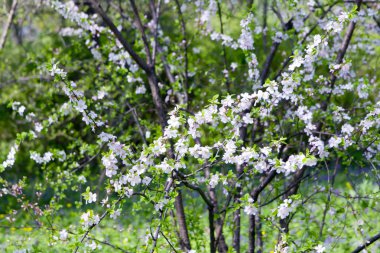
<box><xmin>256</xmin><ymin>204</ymin><xmax>264</xmax><ymax>253</ymax></box>
<box><xmin>232</xmin><ymin>166</ymin><xmax>243</xmax><ymax>253</ymax></box>
<box><xmin>351</xmin><ymin>231</ymin><xmax>380</xmax><ymax>253</ymax></box>
<box><xmin>262</xmin><ymin>0</ymin><xmax>268</xmax><ymax>53</ymax></box>
<box><xmin>204</xmin><ymin>165</ymin><xmax>229</xmax><ymax>253</ymax></box>
<box><xmin>248</xmin><ymin>170</ymin><xmax>277</xmax><ymax>253</ymax></box>
<box><xmin>174</xmin><ymin>190</ymin><xmax>191</xmax><ymax>251</ymax></box>
<box><xmin>232</xmin><ymin>126</ymin><xmax>248</xmax><ymax>253</ymax></box>
<box><xmin>260</xmin><ymin>42</ymin><xmax>279</xmax><ymax>85</ymax></box>
<box><xmin>208</xmin><ymin>207</ymin><xmax>216</xmax><ymax>253</ymax></box>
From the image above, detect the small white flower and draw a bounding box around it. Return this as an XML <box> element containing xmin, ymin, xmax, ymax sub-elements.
<box><xmin>50</xmin><ymin>63</ymin><xmax>67</xmax><ymax>78</ymax></box>
<box><xmin>75</xmin><ymin>100</ymin><xmax>87</xmax><ymax>113</ymax></box>
<box><xmin>135</xmin><ymin>85</ymin><xmax>147</xmax><ymax>94</ymax></box>
<box><xmin>209</xmin><ymin>174</ymin><xmax>219</xmax><ymax>188</ymax></box>
<box><xmin>238</xmin><ymin>29</ymin><xmax>254</xmax><ymax>50</ymax></box>
<box><xmin>43</xmin><ymin>152</ymin><xmax>53</xmax><ymax>163</ymax></box>
<box><xmin>110</xmin><ymin>209</ymin><xmax>121</xmax><ymax>219</ymax></box>
<box><xmin>313</xmin><ymin>35</ymin><xmax>322</xmax><ymax>47</ymax></box>
<box><xmin>328</xmin><ymin>136</ymin><xmax>342</xmax><ymax>148</ymax></box>
<box><xmin>338</xmin><ymin>12</ymin><xmax>349</xmax><ymax>23</ymax></box>
<box><xmin>59</xmin><ymin>229</ymin><xmax>68</xmax><ymax>241</ymax></box>
<box><xmin>142</xmin><ymin>176</ymin><xmax>152</xmax><ymax>185</ymax></box>
<box><xmin>99</xmin><ymin>132</ymin><xmax>116</xmax><ymax>143</ymax></box>
<box><xmin>59</xmin><ymin>229</ymin><xmax>69</xmax><ymax>241</ymax></box>
<box><xmin>78</xmin><ymin>175</ymin><xmax>87</xmax><ymax>183</ymax></box>
<box><xmin>242</xmin><ymin>114</ymin><xmax>254</xmax><ymax>124</ymax></box>
<box><xmin>341</xmin><ymin>123</ymin><xmax>354</xmax><ymax>135</ymax></box>
<box><xmin>314</xmin><ymin>244</ymin><xmax>325</xmax><ymax>253</ymax></box>
<box><xmin>244</xmin><ymin>205</ymin><xmax>257</xmax><ymax>215</ymax></box>
<box><xmin>35</xmin><ymin>122</ymin><xmax>43</xmax><ymax>133</ymax></box>
<box><xmin>221</xmin><ymin>95</ymin><xmax>234</xmax><ymax>107</ymax></box>
<box><xmin>277</xmin><ymin>198</ymin><xmax>296</xmax><ymax>219</ymax></box>
<box><xmin>88</xmin><ymin>241</ymin><xmax>97</xmax><ymax>250</ymax></box>
<box><xmin>18</xmin><ymin>106</ymin><xmax>26</xmax><ymax>116</ymax></box>
<box><xmin>155</xmin><ymin>199</ymin><xmax>168</xmax><ymax>211</ymax></box>
<box><xmin>230</xmin><ymin>62</ymin><xmax>238</xmax><ymax>71</ymax></box>
<box><xmin>87</xmin><ymin>192</ymin><xmax>97</xmax><ymax>204</ymax></box>
<box><xmin>289</xmin><ymin>56</ymin><xmax>304</xmax><ymax>71</ymax></box>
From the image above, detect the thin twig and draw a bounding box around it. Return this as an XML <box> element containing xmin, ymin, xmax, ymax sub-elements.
<box><xmin>0</xmin><ymin>0</ymin><xmax>18</xmax><ymax>49</ymax></box>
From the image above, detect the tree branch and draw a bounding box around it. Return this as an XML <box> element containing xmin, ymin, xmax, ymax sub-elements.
<box><xmin>90</xmin><ymin>0</ymin><xmax>150</xmax><ymax>73</ymax></box>
<box><xmin>129</xmin><ymin>0</ymin><xmax>153</xmax><ymax>66</ymax></box>
<box><xmin>351</xmin><ymin>231</ymin><xmax>380</xmax><ymax>253</ymax></box>
<box><xmin>0</xmin><ymin>0</ymin><xmax>18</xmax><ymax>50</ymax></box>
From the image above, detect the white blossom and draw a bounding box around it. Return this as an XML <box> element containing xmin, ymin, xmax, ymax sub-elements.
<box><xmin>314</xmin><ymin>244</ymin><xmax>325</xmax><ymax>253</ymax></box>
<box><xmin>277</xmin><ymin>198</ymin><xmax>297</xmax><ymax>219</ymax></box>
<box><xmin>341</xmin><ymin>123</ymin><xmax>354</xmax><ymax>135</ymax></box>
<box><xmin>136</xmin><ymin>85</ymin><xmax>147</xmax><ymax>94</ymax></box>
<box><xmin>2</xmin><ymin>144</ymin><xmax>19</xmax><ymax>168</ymax></box>
<box><xmin>289</xmin><ymin>56</ymin><xmax>304</xmax><ymax>71</ymax></box>
<box><xmin>209</xmin><ymin>174</ymin><xmax>219</xmax><ymax>188</ymax></box>
<box><xmin>59</xmin><ymin>229</ymin><xmax>68</xmax><ymax>241</ymax></box>
<box><xmin>110</xmin><ymin>209</ymin><xmax>121</xmax><ymax>219</ymax></box>
<box><xmin>102</xmin><ymin>153</ymin><xmax>118</xmax><ymax>177</ymax></box>
<box><xmin>75</xmin><ymin>100</ymin><xmax>87</xmax><ymax>112</ymax></box>
<box><xmin>87</xmin><ymin>192</ymin><xmax>97</xmax><ymax>204</ymax></box>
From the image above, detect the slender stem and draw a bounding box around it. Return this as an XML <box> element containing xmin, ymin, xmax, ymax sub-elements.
<box><xmin>319</xmin><ymin>158</ymin><xmax>340</xmax><ymax>238</ymax></box>
<box><xmin>174</xmin><ymin>0</ymin><xmax>189</xmax><ymax>105</ymax></box>
<box><xmin>129</xmin><ymin>0</ymin><xmax>153</xmax><ymax>66</ymax></box>
<box><xmin>216</xmin><ymin>1</ymin><xmax>230</xmax><ymax>92</ymax></box>
<box><xmin>0</xmin><ymin>0</ymin><xmax>18</xmax><ymax>50</ymax></box>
